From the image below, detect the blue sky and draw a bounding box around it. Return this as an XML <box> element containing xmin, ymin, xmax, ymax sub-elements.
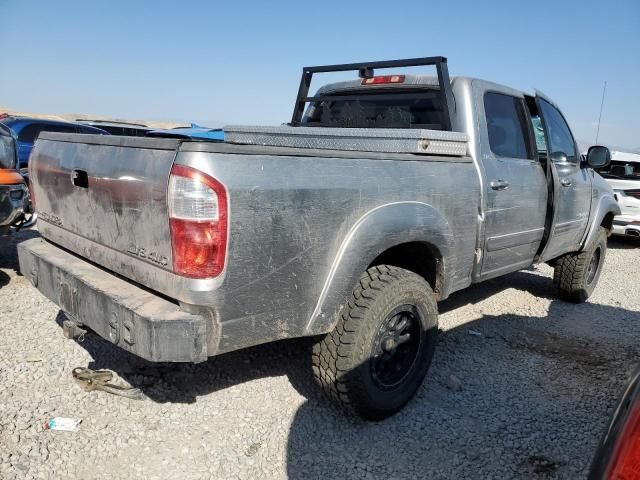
<box><xmin>1</xmin><ymin>0</ymin><xmax>638</xmax><ymax>149</ymax></box>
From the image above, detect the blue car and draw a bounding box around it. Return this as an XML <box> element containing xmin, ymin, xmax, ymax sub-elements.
<box><xmin>0</xmin><ymin>115</ymin><xmax>109</xmax><ymax>168</ymax></box>
<box><xmin>146</xmin><ymin>123</ymin><xmax>224</xmax><ymax>141</ymax></box>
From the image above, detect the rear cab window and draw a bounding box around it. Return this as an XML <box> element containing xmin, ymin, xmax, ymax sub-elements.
<box><xmin>302</xmin><ymin>89</ymin><xmax>447</xmax><ymax>129</ymax></box>
<box><xmin>483</xmin><ymin>92</ymin><xmax>534</xmax><ymax>160</ymax></box>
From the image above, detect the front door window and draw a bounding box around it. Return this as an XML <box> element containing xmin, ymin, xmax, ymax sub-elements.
<box><xmin>537</xmin><ymin>99</ymin><xmax>578</xmax><ymax>164</ymax></box>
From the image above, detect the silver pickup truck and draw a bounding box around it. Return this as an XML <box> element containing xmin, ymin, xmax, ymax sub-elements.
<box><xmin>18</xmin><ymin>57</ymin><xmax>620</xmax><ymax>420</ymax></box>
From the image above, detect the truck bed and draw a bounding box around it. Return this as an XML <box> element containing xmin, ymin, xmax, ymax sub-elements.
<box><xmin>28</xmin><ymin>132</ymin><xmax>480</xmax><ymax>356</ymax></box>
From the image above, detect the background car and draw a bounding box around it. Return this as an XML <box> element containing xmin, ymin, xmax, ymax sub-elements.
<box><xmin>76</xmin><ymin>119</ymin><xmax>152</xmax><ymax>137</ymax></box>
<box><xmin>596</xmin><ymin>151</ymin><xmax>640</xmax><ymax>240</ymax></box>
<box><xmin>0</xmin><ymin>123</ymin><xmax>34</xmax><ymax>236</ymax></box>
<box><xmin>146</xmin><ymin>123</ymin><xmax>224</xmax><ymax>141</ymax></box>
<box><xmin>0</xmin><ymin>115</ymin><xmax>109</xmax><ymax>168</ymax></box>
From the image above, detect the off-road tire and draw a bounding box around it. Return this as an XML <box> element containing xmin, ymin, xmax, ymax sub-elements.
<box><xmin>311</xmin><ymin>265</ymin><xmax>438</xmax><ymax>420</ymax></box>
<box><xmin>553</xmin><ymin>227</ymin><xmax>608</xmax><ymax>303</ymax></box>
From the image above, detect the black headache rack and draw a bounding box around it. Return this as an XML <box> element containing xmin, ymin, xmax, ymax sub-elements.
<box><xmin>290</xmin><ymin>56</ymin><xmax>456</xmax><ymax>131</ymax></box>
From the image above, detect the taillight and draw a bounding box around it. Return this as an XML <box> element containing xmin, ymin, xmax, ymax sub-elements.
<box><xmin>606</xmin><ymin>400</ymin><xmax>640</xmax><ymax>479</ymax></box>
<box><xmin>168</xmin><ymin>165</ymin><xmax>228</xmax><ymax>279</ymax></box>
<box><xmin>361</xmin><ymin>75</ymin><xmax>405</xmax><ymax>85</ymax></box>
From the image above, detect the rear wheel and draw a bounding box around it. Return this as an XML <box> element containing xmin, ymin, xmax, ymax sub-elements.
<box><xmin>553</xmin><ymin>227</ymin><xmax>608</xmax><ymax>303</ymax></box>
<box><xmin>311</xmin><ymin>265</ymin><xmax>438</xmax><ymax>420</ymax></box>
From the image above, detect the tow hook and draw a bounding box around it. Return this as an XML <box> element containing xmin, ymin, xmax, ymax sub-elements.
<box><xmin>62</xmin><ymin>319</ymin><xmax>87</xmax><ymax>341</ymax></box>
<box><xmin>72</xmin><ymin>367</ymin><xmax>143</xmax><ymax>400</ymax></box>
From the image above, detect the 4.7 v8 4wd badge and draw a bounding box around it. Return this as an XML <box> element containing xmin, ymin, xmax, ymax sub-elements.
<box><xmin>39</xmin><ymin>211</ymin><xmax>63</xmax><ymax>227</ymax></box>
<box><xmin>127</xmin><ymin>245</ymin><xmax>169</xmax><ymax>267</ymax></box>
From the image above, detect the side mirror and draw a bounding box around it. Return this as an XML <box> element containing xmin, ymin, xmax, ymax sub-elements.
<box><xmin>586</xmin><ymin>145</ymin><xmax>611</xmax><ymax>169</ymax></box>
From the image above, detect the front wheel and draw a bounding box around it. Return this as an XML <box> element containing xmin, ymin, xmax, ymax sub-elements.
<box><xmin>553</xmin><ymin>226</ymin><xmax>608</xmax><ymax>303</ymax></box>
<box><xmin>311</xmin><ymin>265</ymin><xmax>438</xmax><ymax>420</ymax></box>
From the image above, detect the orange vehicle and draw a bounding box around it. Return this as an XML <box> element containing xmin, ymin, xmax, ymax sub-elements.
<box><xmin>0</xmin><ymin>124</ymin><xmax>34</xmax><ymax>237</ymax></box>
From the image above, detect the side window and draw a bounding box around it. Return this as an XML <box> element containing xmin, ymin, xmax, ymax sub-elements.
<box><xmin>0</xmin><ymin>132</ymin><xmax>17</xmax><ymax>169</ymax></box>
<box><xmin>45</xmin><ymin>125</ymin><xmax>77</xmax><ymax>134</ymax></box>
<box><xmin>530</xmin><ymin>116</ymin><xmax>548</xmax><ymax>154</ymax></box>
<box><xmin>484</xmin><ymin>92</ymin><xmax>533</xmax><ymax>160</ymax></box>
<box><xmin>17</xmin><ymin>124</ymin><xmax>42</xmax><ymax>143</ymax></box>
<box><xmin>538</xmin><ymin>99</ymin><xmax>577</xmax><ymax>163</ymax></box>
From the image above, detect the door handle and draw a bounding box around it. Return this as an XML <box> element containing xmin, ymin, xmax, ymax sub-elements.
<box><xmin>560</xmin><ymin>178</ymin><xmax>572</xmax><ymax>187</ymax></box>
<box><xmin>490</xmin><ymin>179</ymin><xmax>510</xmax><ymax>191</ymax></box>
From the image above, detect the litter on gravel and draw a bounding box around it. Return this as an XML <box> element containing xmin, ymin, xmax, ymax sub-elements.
<box><xmin>43</xmin><ymin>418</ymin><xmax>81</xmax><ymax>432</ymax></box>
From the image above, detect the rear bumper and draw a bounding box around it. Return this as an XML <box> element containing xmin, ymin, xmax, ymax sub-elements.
<box><xmin>613</xmin><ymin>217</ymin><xmax>640</xmax><ymax>238</ymax></box>
<box><xmin>18</xmin><ymin>238</ymin><xmax>208</xmax><ymax>363</ymax></box>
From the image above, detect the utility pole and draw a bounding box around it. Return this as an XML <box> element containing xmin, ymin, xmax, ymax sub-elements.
<box><xmin>595</xmin><ymin>81</ymin><xmax>607</xmax><ymax>144</ymax></box>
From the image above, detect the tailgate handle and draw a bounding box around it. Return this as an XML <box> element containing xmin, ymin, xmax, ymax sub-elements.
<box><xmin>72</xmin><ymin>169</ymin><xmax>89</xmax><ymax>188</ymax></box>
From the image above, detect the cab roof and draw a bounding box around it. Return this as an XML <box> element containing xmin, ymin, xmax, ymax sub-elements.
<box><xmin>316</xmin><ymin>74</ymin><xmax>529</xmax><ymax>99</ymax></box>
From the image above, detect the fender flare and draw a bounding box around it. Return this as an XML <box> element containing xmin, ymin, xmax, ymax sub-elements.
<box><xmin>305</xmin><ymin>201</ymin><xmax>454</xmax><ymax>335</ymax></box>
<box><xmin>581</xmin><ymin>193</ymin><xmax>620</xmax><ymax>248</ymax></box>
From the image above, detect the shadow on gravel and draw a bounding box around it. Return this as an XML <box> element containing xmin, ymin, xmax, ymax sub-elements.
<box><xmin>54</xmin><ymin>311</ymin><xmax>321</xmax><ymax>405</ymax></box>
<box><xmin>284</xmin><ymin>316</ymin><xmax>640</xmax><ymax>478</ymax></box>
<box><xmin>0</xmin><ymin>228</ymin><xmax>39</xmax><ymax>275</ymax></box>
<box><xmin>607</xmin><ymin>236</ymin><xmax>640</xmax><ymax>250</ymax></box>
<box><xmin>439</xmin><ymin>267</ymin><xmax>555</xmax><ymax>314</ymax></box>
<box><xmin>50</xmin><ymin>268</ymin><xmax>640</xmax><ymax>478</ymax></box>
<box><xmin>283</xmin><ymin>274</ymin><xmax>640</xmax><ymax>480</ymax></box>
<box><xmin>0</xmin><ymin>269</ymin><xmax>9</xmax><ymax>288</ymax></box>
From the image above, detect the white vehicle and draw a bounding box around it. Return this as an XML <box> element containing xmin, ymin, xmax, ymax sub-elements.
<box><xmin>597</xmin><ymin>151</ymin><xmax>640</xmax><ymax>239</ymax></box>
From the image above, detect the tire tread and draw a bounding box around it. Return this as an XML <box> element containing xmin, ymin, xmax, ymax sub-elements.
<box><xmin>311</xmin><ymin>265</ymin><xmax>435</xmax><ymax>417</ymax></box>
<box><xmin>553</xmin><ymin>227</ymin><xmax>607</xmax><ymax>303</ymax></box>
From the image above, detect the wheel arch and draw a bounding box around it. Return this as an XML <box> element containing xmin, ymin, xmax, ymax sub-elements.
<box><xmin>581</xmin><ymin>193</ymin><xmax>620</xmax><ymax>248</ymax></box>
<box><xmin>304</xmin><ymin>202</ymin><xmax>453</xmax><ymax>336</ymax></box>
<box><xmin>600</xmin><ymin>211</ymin><xmax>615</xmax><ymax>233</ymax></box>
<box><xmin>368</xmin><ymin>241</ymin><xmax>445</xmax><ymax>299</ymax></box>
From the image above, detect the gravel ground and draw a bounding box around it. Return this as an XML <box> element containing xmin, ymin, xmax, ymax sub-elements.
<box><xmin>1</xmin><ymin>229</ymin><xmax>639</xmax><ymax>480</ymax></box>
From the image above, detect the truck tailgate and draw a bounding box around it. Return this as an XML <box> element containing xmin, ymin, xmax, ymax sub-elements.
<box><xmin>30</xmin><ymin>133</ymin><xmax>181</xmax><ymax>285</ymax></box>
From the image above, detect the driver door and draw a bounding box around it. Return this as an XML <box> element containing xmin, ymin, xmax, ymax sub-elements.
<box><xmin>535</xmin><ymin>95</ymin><xmax>593</xmax><ymax>261</ymax></box>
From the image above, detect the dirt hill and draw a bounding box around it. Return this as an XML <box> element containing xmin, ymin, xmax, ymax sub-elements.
<box><xmin>0</xmin><ymin>106</ymin><xmax>185</xmax><ymax>129</ymax></box>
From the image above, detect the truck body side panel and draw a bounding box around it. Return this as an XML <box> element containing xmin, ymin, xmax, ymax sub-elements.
<box><xmin>174</xmin><ymin>149</ymin><xmax>480</xmax><ymax>354</ymax></box>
